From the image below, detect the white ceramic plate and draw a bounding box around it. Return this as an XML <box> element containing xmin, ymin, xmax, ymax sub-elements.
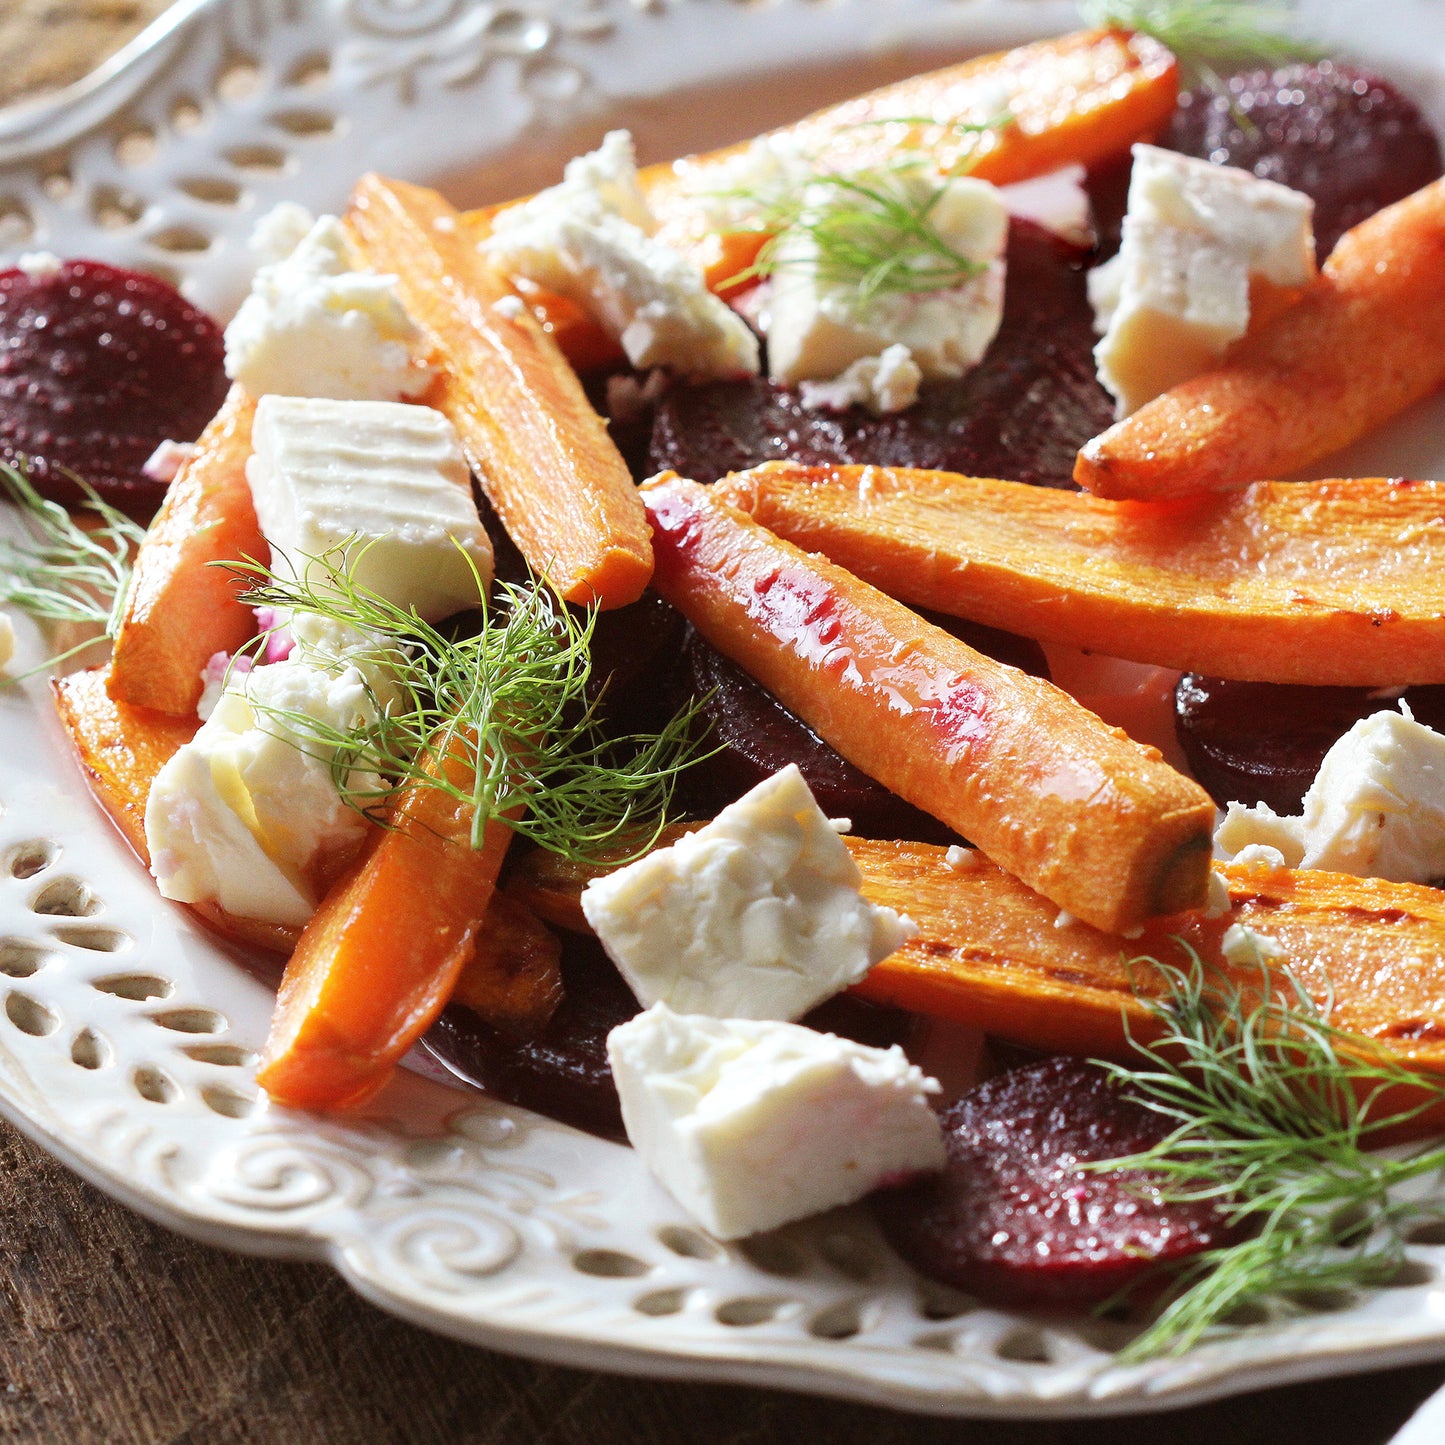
<box><xmin>5</xmin><ymin>0</ymin><xmax>1445</xmax><ymax>1418</ymax></box>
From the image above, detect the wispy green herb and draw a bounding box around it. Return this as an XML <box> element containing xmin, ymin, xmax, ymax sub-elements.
<box><xmin>1079</xmin><ymin>0</ymin><xmax>1321</xmax><ymax>86</ymax></box>
<box><xmin>237</xmin><ymin>549</ymin><xmax>705</xmax><ymax>862</ymax></box>
<box><xmin>0</xmin><ymin>463</ymin><xmax>143</xmax><ymax>674</ymax></box>
<box><xmin>1092</xmin><ymin>947</ymin><xmax>1445</xmax><ymax>1361</ymax></box>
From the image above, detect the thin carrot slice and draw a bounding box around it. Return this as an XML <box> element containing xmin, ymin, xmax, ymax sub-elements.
<box><xmin>257</xmin><ymin>745</ymin><xmax>516</xmax><ymax>1111</ymax></box>
<box><xmin>642</xmin><ymin>473</ymin><xmax>1213</xmax><ymax>934</ymax></box>
<box><xmin>52</xmin><ymin>667</ymin><xmax>300</xmax><ymax>955</ymax></box>
<box><xmin>1076</xmin><ymin>176</ymin><xmax>1445</xmax><ymax>499</ymax></box>
<box><xmin>345</xmin><ymin>174</ymin><xmax>652</xmax><ymax>610</ymax></box>
<box><xmin>107</xmin><ymin>386</ymin><xmax>264</xmax><ymax>716</ymax></box>
<box><xmin>719</xmin><ymin>464</ymin><xmax>1445</xmax><ymax>686</ymax></box>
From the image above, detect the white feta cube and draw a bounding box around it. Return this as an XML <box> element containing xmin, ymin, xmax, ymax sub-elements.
<box><xmin>766</xmin><ymin>171</ymin><xmax>1008</xmax><ymax>385</ymax></box>
<box><xmin>247</xmin><ymin>395</ymin><xmax>493</xmax><ymax>621</ymax></box>
<box><xmin>798</xmin><ymin>344</ymin><xmax>922</xmax><ymax>415</ymax></box>
<box><xmin>145</xmin><ymin>658</ymin><xmax>384</xmax><ymax>926</ymax></box>
<box><xmin>1091</xmin><ymin>145</ymin><xmax>1315</xmax><ymax>416</ymax></box>
<box><xmin>608</xmin><ymin>1004</ymin><xmax>944</xmax><ymax>1239</ymax></box>
<box><xmin>581</xmin><ymin>765</ymin><xmax>915</xmax><ymax>1020</ymax></box>
<box><xmin>225</xmin><ymin>214</ymin><xmax>435</xmax><ymax>401</ymax></box>
<box><xmin>1216</xmin><ymin>709</ymin><xmax>1445</xmax><ymax>883</ymax></box>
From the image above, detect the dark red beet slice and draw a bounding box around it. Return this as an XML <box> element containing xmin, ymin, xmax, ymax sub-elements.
<box><xmin>648</xmin><ymin>221</ymin><xmax>1111</xmax><ymax>489</ymax></box>
<box><xmin>1176</xmin><ymin>675</ymin><xmax>1445</xmax><ymax>814</ymax></box>
<box><xmin>873</xmin><ymin>1056</ymin><xmax>1235</xmax><ymax>1308</ymax></box>
<box><xmin>0</xmin><ymin>259</ymin><xmax>228</xmax><ymax>513</ymax></box>
<box><xmin>1164</xmin><ymin>62</ymin><xmax>1444</xmax><ymax>259</ymax></box>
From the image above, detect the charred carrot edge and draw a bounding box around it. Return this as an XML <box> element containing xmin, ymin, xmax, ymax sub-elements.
<box><xmin>52</xmin><ymin>667</ymin><xmax>300</xmax><ymax>955</ymax></box>
<box><xmin>345</xmin><ymin>174</ymin><xmax>652</xmax><ymax>610</ymax></box>
<box><xmin>641</xmin><ymin>473</ymin><xmax>1213</xmax><ymax>934</ymax></box>
<box><xmin>1076</xmin><ymin>175</ymin><xmax>1445</xmax><ymax>499</ymax></box>
<box><xmin>107</xmin><ymin>386</ymin><xmax>264</xmax><ymax>716</ymax></box>
<box><xmin>718</xmin><ymin>464</ymin><xmax>1445</xmax><ymax>686</ymax></box>
<box><xmin>256</xmin><ymin>744</ymin><xmax>517</xmax><ymax>1111</ymax></box>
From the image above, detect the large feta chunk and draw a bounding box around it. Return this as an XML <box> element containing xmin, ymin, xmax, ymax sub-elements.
<box><xmin>1216</xmin><ymin>708</ymin><xmax>1445</xmax><ymax>883</ymax></box>
<box><xmin>1091</xmin><ymin>145</ymin><xmax>1315</xmax><ymax>416</ymax></box>
<box><xmin>145</xmin><ymin>658</ymin><xmax>384</xmax><ymax>926</ymax></box>
<box><xmin>608</xmin><ymin>1004</ymin><xmax>944</xmax><ymax>1239</ymax></box>
<box><xmin>582</xmin><ymin>765</ymin><xmax>915</xmax><ymax>1020</ymax></box>
<box><xmin>766</xmin><ymin>171</ymin><xmax>1008</xmax><ymax>385</ymax></box>
<box><xmin>485</xmin><ymin>131</ymin><xmax>759</xmax><ymax>381</ymax></box>
<box><xmin>247</xmin><ymin>395</ymin><xmax>493</xmax><ymax>621</ymax></box>
<box><xmin>224</xmin><ymin>213</ymin><xmax>435</xmax><ymax>401</ymax></box>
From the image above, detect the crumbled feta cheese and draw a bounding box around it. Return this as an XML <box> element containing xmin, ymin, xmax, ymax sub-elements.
<box><xmin>1090</xmin><ymin>145</ymin><xmax>1315</xmax><ymax>416</ymax></box>
<box><xmin>225</xmin><ymin>214</ymin><xmax>435</xmax><ymax>401</ymax></box>
<box><xmin>944</xmin><ymin>845</ymin><xmax>979</xmax><ymax>872</ymax></box>
<box><xmin>248</xmin><ymin>202</ymin><xmax>318</xmax><ymax>266</ymax></box>
<box><xmin>141</xmin><ymin>439</ymin><xmax>198</xmax><ymax>486</ymax></box>
<box><xmin>1203</xmin><ymin>869</ymin><xmax>1232</xmax><ymax>919</ymax></box>
<box><xmin>798</xmin><ymin>344</ymin><xmax>922</xmax><ymax>415</ymax></box>
<box><xmin>1221</xmin><ymin>923</ymin><xmax>1287</xmax><ymax>966</ymax></box>
<box><xmin>485</xmin><ymin>131</ymin><xmax>759</xmax><ymax>381</ymax></box>
<box><xmin>17</xmin><ymin>251</ymin><xmax>63</xmax><ymax>281</ymax></box>
<box><xmin>767</xmin><ymin>171</ymin><xmax>1007</xmax><ymax>385</ymax></box>
<box><xmin>145</xmin><ymin>658</ymin><xmax>384</xmax><ymax>925</ymax></box>
<box><xmin>1053</xmin><ymin>909</ymin><xmax>1078</xmax><ymax>930</ymax></box>
<box><xmin>197</xmin><ymin>650</ymin><xmax>252</xmax><ymax>722</ymax></box>
<box><xmin>1216</xmin><ymin>709</ymin><xmax>1445</xmax><ymax>883</ymax></box>
<box><xmin>1232</xmin><ymin>843</ymin><xmax>1288</xmax><ymax>873</ymax></box>
<box><xmin>672</xmin><ymin>132</ymin><xmax>815</xmax><ymax>234</ymax></box>
<box><xmin>246</xmin><ymin>395</ymin><xmax>493</xmax><ymax>621</ymax></box>
<box><xmin>581</xmin><ymin>765</ymin><xmax>915</xmax><ymax>1020</ymax></box>
<box><xmin>608</xmin><ymin>1004</ymin><xmax>944</xmax><ymax>1239</ymax></box>
<box><xmin>604</xmin><ymin>368</ymin><xmax>669</xmax><ymax>426</ymax></box>
<box><xmin>999</xmin><ymin>165</ymin><xmax>1093</xmax><ymax>247</ymax></box>
<box><xmin>492</xmin><ymin>293</ymin><xmax>526</xmax><ymax>320</ymax></box>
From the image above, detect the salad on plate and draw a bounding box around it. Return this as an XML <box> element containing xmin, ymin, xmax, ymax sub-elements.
<box><xmin>5</xmin><ymin>0</ymin><xmax>1445</xmax><ymax>1365</ymax></box>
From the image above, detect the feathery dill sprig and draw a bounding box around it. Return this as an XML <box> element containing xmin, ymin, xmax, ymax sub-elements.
<box><xmin>236</xmin><ymin>549</ymin><xmax>704</xmax><ymax>862</ymax></box>
<box><xmin>1079</xmin><ymin>0</ymin><xmax>1321</xmax><ymax>86</ymax></box>
<box><xmin>0</xmin><ymin>463</ymin><xmax>144</xmax><ymax>673</ymax></box>
<box><xmin>1091</xmin><ymin>948</ymin><xmax>1445</xmax><ymax>1361</ymax></box>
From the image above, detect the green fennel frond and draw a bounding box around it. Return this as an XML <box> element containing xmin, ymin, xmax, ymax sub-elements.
<box><xmin>235</xmin><ymin>548</ymin><xmax>705</xmax><ymax>863</ymax></box>
<box><xmin>0</xmin><ymin>463</ymin><xmax>145</xmax><ymax>673</ymax></box>
<box><xmin>1091</xmin><ymin>948</ymin><xmax>1445</xmax><ymax>1360</ymax></box>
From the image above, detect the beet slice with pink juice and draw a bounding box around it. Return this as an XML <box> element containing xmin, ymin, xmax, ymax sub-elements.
<box><xmin>873</xmin><ymin>1056</ymin><xmax>1236</xmax><ymax>1308</ymax></box>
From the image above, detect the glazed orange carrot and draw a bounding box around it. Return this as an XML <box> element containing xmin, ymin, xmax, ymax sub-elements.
<box><xmin>1076</xmin><ymin>176</ymin><xmax>1445</xmax><ymax>499</ymax></box>
<box><xmin>642</xmin><ymin>473</ymin><xmax>1213</xmax><ymax>934</ymax></box>
<box><xmin>719</xmin><ymin>464</ymin><xmax>1445</xmax><ymax>686</ymax></box>
<box><xmin>451</xmin><ymin>891</ymin><xmax>563</xmax><ymax>1035</ymax></box>
<box><xmin>257</xmin><ymin>743</ymin><xmax>518</xmax><ymax>1111</ymax></box>
<box><xmin>52</xmin><ymin>667</ymin><xmax>301</xmax><ymax>955</ymax></box>
<box><xmin>345</xmin><ymin>174</ymin><xmax>652</xmax><ymax>610</ymax></box>
<box><xmin>107</xmin><ymin>386</ymin><xmax>264</xmax><ymax>716</ymax></box>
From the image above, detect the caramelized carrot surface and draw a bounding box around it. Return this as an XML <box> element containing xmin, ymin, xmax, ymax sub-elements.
<box><xmin>642</xmin><ymin>474</ymin><xmax>1213</xmax><ymax>934</ymax></box>
<box><xmin>720</xmin><ymin>464</ymin><xmax>1445</xmax><ymax>685</ymax></box>
<box><xmin>257</xmin><ymin>747</ymin><xmax>516</xmax><ymax>1111</ymax></box>
<box><xmin>451</xmin><ymin>891</ymin><xmax>563</xmax><ymax>1035</ymax></box>
<box><xmin>108</xmin><ymin>386</ymin><xmax>264</xmax><ymax>716</ymax></box>
<box><xmin>345</xmin><ymin>174</ymin><xmax>652</xmax><ymax>610</ymax></box>
<box><xmin>1077</xmin><ymin>176</ymin><xmax>1445</xmax><ymax>498</ymax></box>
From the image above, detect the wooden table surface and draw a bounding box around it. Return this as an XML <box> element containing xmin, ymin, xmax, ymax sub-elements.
<box><xmin>5</xmin><ymin>7</ymin><xmax>1445</xmax><ymax>1443</ymax></box>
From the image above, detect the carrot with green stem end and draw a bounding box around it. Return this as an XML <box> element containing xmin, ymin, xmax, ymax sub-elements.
<box><xmin>641</xmin><ymin>473</ymin><xmax>1214</xmax><ymax>934</ymax></box>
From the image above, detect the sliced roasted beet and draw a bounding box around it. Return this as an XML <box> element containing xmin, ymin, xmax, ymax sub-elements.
<box><xmin>873</xmin><ymin>1056</ymin><xmax>1235</xmax><ymax>1308</ymax></box>
<box><xmin>1164</xmin><ymin>62</ymin><xmax>1444</xmax><ymax>259</ymax></box>
<box><xmin>425</xmin><ymin>933</ymin><xmax>639</xmax><ymax>1140</ymax></box>
<box><xmin>1175</xmin><ymin>675</ymin><xmax>1445</xmax><ymax>814</ymax></box>
<box><xmin>585</xmin><ymin>591</ymin><xmax>689</xmax><ymax>734</ymax></box>
<box><xmin>649</xmin><ymin>221</ymin><xmax>1111</xmax><ymax>489</ymax></box>
<box><xmin>0</xmin><ymin>259</ymin><xmax>228</xmax><ymax>513</ymax></box>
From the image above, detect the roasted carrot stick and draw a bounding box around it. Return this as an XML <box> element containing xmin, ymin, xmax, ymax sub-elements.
<box><xmin>52</xmin><ymin>667</ymin><xmax>301</xmax><ymax>955</ymax></box>
<box><xmin>719</xmin><ymin>464</ymin><xmax>1445</xmax><ymax>686</ymax></box>
<box><xmin>1076</xmin><ymin>176</ymin><xmax>1445</xmax><ymax>499</ymax></box>
<box><xmin>642</xmin><ymin>473</ymin><xmax>1213</xmax><ymax>934</ymax></box>
<box><xmin>451</xmin><ymin>891</ymin><xmax>563</xmax><ymax>1035</ymax></box>
<box><xmin>345</xmin><ymin>174</ymin><xmax>652</xmax><ymax>610</ymax></box>
<box><xmin>256</xmin><ymin>743</ymin><xmax>518</xmax><ymax>1111</ymax></box>
<box><xmin>107</xmin><ymin>386</ymin><xmax>264</xmax><ymax>716</ymax></box>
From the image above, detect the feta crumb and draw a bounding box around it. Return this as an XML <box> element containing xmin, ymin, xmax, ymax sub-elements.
<box><xmin>798</xmin><ymin>344</ymin><xmax>922</xmax><ymax>415</ymax></box>
<box><xmin>485</xmin><ymin>131</ymin><xmax>759</xmax><ymax>381</ymax></box>
<box><xmin>17</xmin><ymin>251</ymin><xmax>63</xmax><ymax>281</ymax></box>
<box><xmin>944</xmin><ymin>844</ymin><xmax>980</xmax><ymax>872</ymax></box>
<box><xmin>141</xmin><ymin>439</ymin><xmax>198</xmax><ymax>485</ymax></box>
<box><xmin>492</xmin><ymin>293</ymin><xmax>526</xmax><ymax>320</ymax></box>
<box><xmin>1053</xmin><ymin>909</ymin><xmax>1077</xmax><ymax>930</ymax></box>
<box><xmin>248</xmin><ymin>202</ymin><xmax>318</xmax><ymax>265</ymax></box>
<box><xmin>604</xmin><ymin>368</ymin><xmax>669</xmax><ymax>425</ymax></box>
<box><xmin>1203</xmin><ymin>869</ymin><xmax>1232</xmax><ymax>919</ymax></box>
<box><xmin>828</xmin><ymin>817</ymin><xmax>852</xmax><ymax>835</ymax></box>
<box><xmin>197</xmin><ymin>650</ymin><xmax>252</xmax><ymax>722</ymax></box>
<box><xmin>1216</xmin><ymin>709</ymin><xmax>1445</xmax><ymax>884</ymax></box>
<box><xmin>1221</xmin><ymin>923</ymin><xmax>1287</xmax><ymax>966</ymax></box>
<box><xmin>1232</xmin><ymin>843</ymin><xmax>1288</xmax><ymax>873</ymax></box>
<box><xmin>998</xmin><ymin>165</ymin><xmax>1093</xmax><ymax>246</ymax></box>
<box><xmin>608</xmin><ymin>1003</ymin><xmax>944</xmax><ymax>1239</ymax></box>
<box><xmin>225</xmin><ymin>214</ymin><xmax>435</xmax><ymax>401</ymax></box>
<box><xmin>581</xmin><ymin>764</ymin><xmax>916</xmax><ymax>1020</ymax></box>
